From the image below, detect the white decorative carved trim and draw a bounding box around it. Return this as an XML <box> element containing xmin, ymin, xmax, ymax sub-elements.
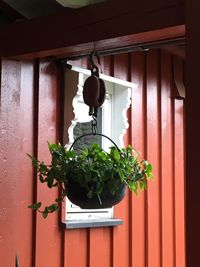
<box><xmin>118</xmin><ymin>87</ymin><xmax>132</xmax><ymax>147</ymax></box>
<box><xmin>65</xmin><ymin>72</ymin><xmax>85</xmax><ymax>148</ymax></box>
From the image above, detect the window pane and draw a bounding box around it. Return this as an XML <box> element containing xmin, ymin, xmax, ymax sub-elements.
<box><xmin>72</xmin><ymin>108</ymin><xmax>103</xmax><ymax>152</ymax></box>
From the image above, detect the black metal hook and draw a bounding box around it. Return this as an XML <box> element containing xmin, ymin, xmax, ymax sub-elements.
<box><xmin>89</xmin><ymin>47</ymin><xmax>101</xmax><ymax>77</ymax></box>
<box><xmin>89</xmin><ymin>50</ymin><xmax>97</xmax><ymax>68</ymax></box>
<box><xmin>69</xmin><ymin>133</ymin><xmax>120</xmax><ymax>151</ymax></box>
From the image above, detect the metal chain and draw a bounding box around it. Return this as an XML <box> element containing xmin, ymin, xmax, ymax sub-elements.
<box><xmin>91</xmin><ymin>116</ymin><xmax>98</xmax><ymax>135</ymax></box>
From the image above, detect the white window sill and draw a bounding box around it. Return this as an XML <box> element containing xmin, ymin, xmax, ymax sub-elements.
<box><xmin>64</xmin><ymin>218</ymin><xmax>123</xmax><ymax>229</ymax></box>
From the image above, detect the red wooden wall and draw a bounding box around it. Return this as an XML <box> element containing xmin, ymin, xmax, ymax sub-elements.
<box><xmin>0</xmin><ymin>49</ymin><xmax>185</xmax><ymax>267</ymax></box>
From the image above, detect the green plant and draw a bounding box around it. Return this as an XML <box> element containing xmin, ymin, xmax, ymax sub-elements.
<box><xmin>28</xmin><ymin>143</ymin><xmax>154</xmax><ymax>218</ymax></box>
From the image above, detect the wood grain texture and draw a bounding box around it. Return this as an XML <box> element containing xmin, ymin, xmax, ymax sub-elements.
<box><xmin>174</xmin><ymin>99</ymin><xmax>185</xmax><ymax>267</ymax></box>
<box><xmin>0</xmin><ymin>60</ymin><xmax>34</xmax><ymax>267</ymax></box>
<box><xmin>130</xmin><ymin>51</ymin><xmax>146</xmax><ymax>267</ymax></box>
<box><xmin>89</xmin><ymin>228</ymin><xmax>111</xmax><ymax>267</ymax></box>
<box><xmin>34</xmin><ymin>60</ymin><xmax>62</xmax><ymax>267</ymax></box>
<box><xmin>64</xmin><ymin>229</ymin><xmax>88</xmax><ymax>267</ymax></box>
<box><xmin>112</xmin><ymin>54</ymin><xmax>130</xmax><ymax>267</ymax></box>
<box><xmin>146</xmin><ymin>50</ymin><xmax>161</xmax><ymax>267</ymax></box>
<box><xmin>160</xmin><ymin>51</ymin><xmax>174</xmax><ymax>267</ymax></box>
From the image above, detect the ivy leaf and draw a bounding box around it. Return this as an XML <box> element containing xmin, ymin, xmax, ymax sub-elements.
<box><xmin>42</xmin><ymin>211</ymin><xmax>48</xmax><ymax>219</ymax></box>
<box><xmin>27</xmin><ymin>153</ymin><xmax>38</xmax><ymax>167</ymax></box>
<box><xmin>146</xmin><ymin>163</ymin><xmax>153</xmax><ymax>173</ymax></box>
<box><xmin>47</xmin><ymin>175</ymin><xmax>54</xmax><ymax>188</ymax></box>
<box><xmin>139</xmin><ymin>180</ymin><xmax>147</xmax><ymax>190</ymax></box>
<box><xmin>117</xmin><ymin>168</ymin><xmax>124</xmax><ymax>180</ymax></box>
<box><xmin>129</xmin><ymin>181</ymin><xmax>138</xmax><ymax>195</ymax></box>
<box><xmin>113</xmin><ymin>149</ymin><xmax>120</xmax><ymax>160</ymax></box>
<box><xmin>28</xmin><ymin>202</ymin><xmax>41</xmax><ymax>210</ymax></box>
<box><xmin>39</xmin><ymin>174</ymin><xmax>45</xmax><ymax>183</ymax></box>
<box><xmin>47</xmin><ymin>204</ymin><xmax>58</xmax><ymax>212</ymax></box>
<box><xmin>55</xmin><ymin>197</ymin><xmax>63</xmax><ymax>203</ymax></box>
<box><xmin>48</xmin><ymin>143</ymin><xmax>59</xmax><ymax>152</ymax></box>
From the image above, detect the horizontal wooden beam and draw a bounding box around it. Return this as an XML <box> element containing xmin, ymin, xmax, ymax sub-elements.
<box><xmin>1</xmin><ymin>0</ymin><xmax>185</xmax><ymax>59</ymax></box>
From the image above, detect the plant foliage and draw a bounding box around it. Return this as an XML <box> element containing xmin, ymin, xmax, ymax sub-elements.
<box><xmin>28</xmin><ymin>143</ymin><xmax>154</xmax><ymax>218</ymax></box>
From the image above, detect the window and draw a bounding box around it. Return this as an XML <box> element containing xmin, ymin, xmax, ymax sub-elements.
<box><xmin>63</xmin><ymin>66</ymin><xmax>136</xmax><ymax>227</ymax></box>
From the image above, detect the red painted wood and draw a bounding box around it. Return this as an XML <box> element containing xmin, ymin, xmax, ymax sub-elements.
<box><xmin>101</xmin><ymin>56</ymin><xmax>113</xmax><ymax>77</ymax></box>
<box><xmin>34</xmin><ymin>60</ymin><xmax>62</xmax><ymax>267</ymax></box>
<box><xmin>130</xmin><ymin>51</ymin><xmax>146</xmax><ymax>267</ymax></box>
<box><xmin>18</xmin><ymin>61</ymin><xmax>35</xmax><ymax>267</ymax></box>
<box><xmin>9</xmin><ymin>26</ymin><xmax>185</xmax><ymax>61</ymax></box>
<box><xmin>112</xmin><ymin>53</ymin><xmax>130</xmax><ymax>267</ymax></box>
<box><xmin>0</xmin><ymin>60</ymin><xmax>34</xmax><ymax>266</ymax></box>
<box><xmin>89</xmin><ymin>228</ymin><xmax>111</xmax><ymax>267</ymax></box>
<box><xmin>160</xmin><ymin>51</ymin><xmax>175</xmax><ymax>267</ymax></box>
<box><xmin>146</xmin><ymin>50</ymin><xmax>161</xmax><ymax>267</ymax></box>
<box><xmin>0</xmin><ymin>50</ymin><xmax>185</xmax><ymax>267</ymax></box>
<box><xmin>64</xmin><ymin>229</ymin><xmax>88</xmax><ymax>267</ymax></box>
<box><xmin>174</xmin><ymin>99</ymin><xmax>185</xmax><ymax>267</ymax></box>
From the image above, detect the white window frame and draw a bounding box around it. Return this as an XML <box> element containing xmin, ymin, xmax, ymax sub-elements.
<box><xmin>63</xmin><ymin>66</ymin><xmax>136</xmax><ymax>222</ymax></box>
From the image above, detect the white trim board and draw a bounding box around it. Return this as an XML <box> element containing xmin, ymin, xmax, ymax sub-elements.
<box><xmin>68</xmin><ymin>65</ymin><xmax>137</xmax><ymax>89</ymax></box>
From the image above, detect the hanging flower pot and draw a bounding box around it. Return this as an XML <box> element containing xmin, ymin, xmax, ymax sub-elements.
<box><xmin>28</xmin><ymin>133</ymin><xmax>154</xmax><ymax>218</ymax></box>
<box><xmin>64</xmin><ymin>133</ymin><xmax>128</xmax><ymax>209</ymax></box>
<box><xmin>66</xmin><ymin>179</ymin><xmax>126</xmax><ymax>209</ymax></box>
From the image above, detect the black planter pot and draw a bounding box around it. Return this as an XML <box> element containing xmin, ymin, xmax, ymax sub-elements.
<box><xmin>66</xmin><ymin>179</ymin><xmax>127</xmax><ymax>209</ymax></box>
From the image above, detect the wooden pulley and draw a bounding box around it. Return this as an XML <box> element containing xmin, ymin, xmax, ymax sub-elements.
<box><xmin>98</xmin><ymin>78</ymin><xmax>106</xmax><ymax>107</ymax></box>
<box><xmin>83</xmin><ymin>66</ymin><xmax>106</xmax><ymax>108</ymax></box>
<box><xmin>83</xmin><ymin>75</ymin><xmax>100</xmax><ymax>107</ymax></box>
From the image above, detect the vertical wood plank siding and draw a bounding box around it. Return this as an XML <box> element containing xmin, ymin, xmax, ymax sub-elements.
<box><xmin>0</xmin><ymin>49</ymin><xmax>185</xmax><ymax>267</ymax></box>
